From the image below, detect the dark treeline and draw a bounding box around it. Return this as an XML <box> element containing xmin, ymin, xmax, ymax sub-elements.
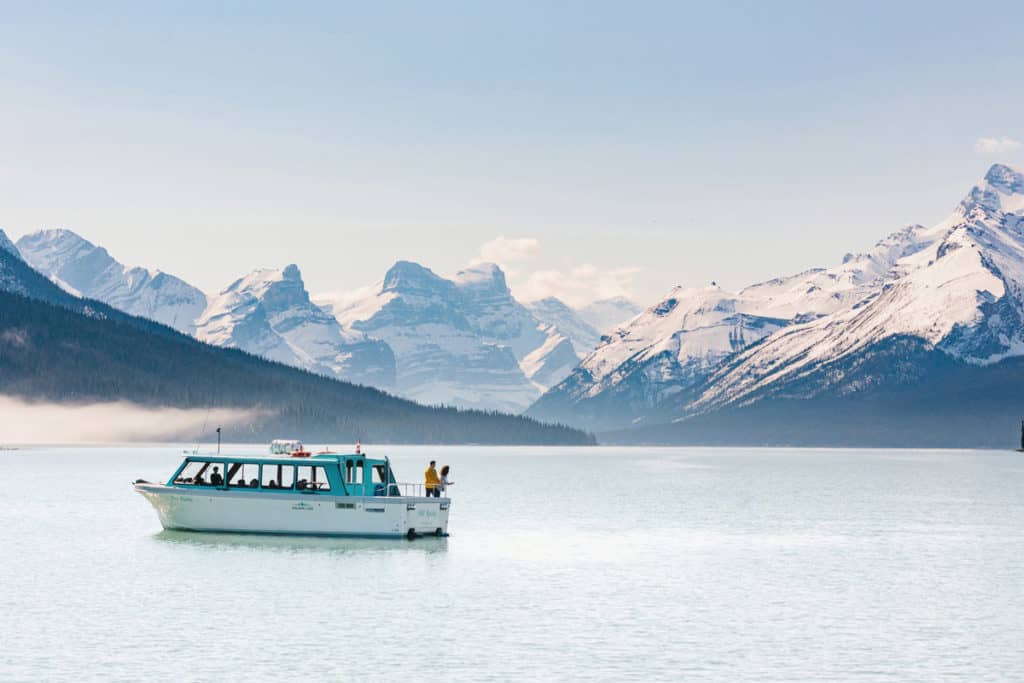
<box><xmin>0</xmin><ymin>287</ymin><xmax>594</xmax><ymax>445</ymax></box>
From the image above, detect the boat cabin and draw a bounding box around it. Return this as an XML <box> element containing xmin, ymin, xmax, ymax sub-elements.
<box><xmin>168</xmin><ymin>453</ymin><xmax>400</xmax><ymax>497</ymax></box>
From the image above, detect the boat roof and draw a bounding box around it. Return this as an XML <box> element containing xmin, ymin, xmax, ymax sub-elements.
<box><xmin>182</xmin><ymin>453</ymin><xmax>385</xmax><ymax>465</ymax></box>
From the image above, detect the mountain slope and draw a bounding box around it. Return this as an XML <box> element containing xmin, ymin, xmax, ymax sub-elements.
<box><xmin>695</xmin><ymin>163</ymin><xmax>1024</xmax><ymax>412</ymax></box>
<box><xmin>16</xmin><ymin>229</ymin><xmax>208</xmax><ymax>334</ymax></box>
<box><xmin>0</xmin><ymin>247</ymin><xmax>593</xmax><ymax>445</ymax></box>
<box><xmin>600</xmin><ymin>336</ymin><xmax>1024</xmax><ymax>448</ymax></box>
<box><xmin>0</xmin><ymin>229</ymin><xmax>19</xmax><ymax>258</ymax></box>
<box><xmin>196</xmin><ymin>264</ymin><xmax>395</xmax><ymax>388</ymax></box>
<box><xmin>526</xmin><ymin>297</ymin><xmax>601</xmax><ymax>355</ymax></box>
<box><xmin>530</xmin><ymin>163</ymin><xmax>1024</xmax><ymax>443</ymax></box>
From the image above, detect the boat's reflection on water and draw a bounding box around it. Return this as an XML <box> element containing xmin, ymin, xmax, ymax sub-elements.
<box><xmin>154</xmin><ymin>529</ymin><xmax>449</xmax><ymax>555</ymax></box>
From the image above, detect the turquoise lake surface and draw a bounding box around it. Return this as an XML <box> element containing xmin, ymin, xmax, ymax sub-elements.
<box><xmin>1</xmin><ymin>445</ymin><xmax>1022</xmax><ymax>681</ymax></box>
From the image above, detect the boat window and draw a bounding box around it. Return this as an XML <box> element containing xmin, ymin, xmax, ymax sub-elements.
<box><xmin>312</xmin><ymin>466</ymin><xmax>331</xmax><ymax>491</ymax></box>
<box><xmin>229</xmin><ymin>463</ymin><xmax>260</xmax><ymax>488</ymax></box>
<box><xmin>205</xmin><ymin>463</ymin><xmax>226</xmax><ymax>487</ymax></box>
<box><xmin>174</xmin><ymin>461</ymin><xmax>205</xmax><ymax>485</ymax></box>
<box><xmin>260</xmin><ymin>463</ymin><xmax>295</xmax><ymax>490</ymax></box>
<box><xmin>371</xmin><ymin>464</ymin><xmax>391</xmax><ymax>496</ymax></box>
<box><xmin>296</xmin><ymin>465</ymin><xmax>332</xmax><ymax>491</ymax></box>
<box><xmin>345</xmin><ymin>459</ymin><xmax>363</xmax><ymax>484</ymax></box>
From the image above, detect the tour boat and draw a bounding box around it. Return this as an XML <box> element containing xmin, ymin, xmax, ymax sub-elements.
<box><xmin>133</xmin><ymin>446</ymin><xmax>450</xmax><ymax>539</ymax></box>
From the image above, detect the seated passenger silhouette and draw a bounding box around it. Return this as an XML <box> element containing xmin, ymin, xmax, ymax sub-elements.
<box><xmin>210</xmin><ymin>467</ymin><xmax>224</xmax><ymax>486</ymax></box>
<box><xmin>235</xmin><ymin>478</ymin><xmax>245</xmax><ymax>487</ymax></box>
<box><xmin>250</xmin><ymin>478</ymin><xmax>259</xmax><ymax>487</ymax></box>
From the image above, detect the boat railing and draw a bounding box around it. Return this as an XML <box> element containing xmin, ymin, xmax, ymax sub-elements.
<box><xmin>388</xmin><ymin>482</ymin><xmax>424</xmax><ymax>497</ymax></box>
<box><xmin>386</xmin><ymin>482</ymin><xmax>449</xmax><ymax>498</ymax></box>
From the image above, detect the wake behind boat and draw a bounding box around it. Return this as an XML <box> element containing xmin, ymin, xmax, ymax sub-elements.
<box><xmin>134</xmin><ymin>443</ymin><xmax>450</xmax><ymax>539</ymax></box>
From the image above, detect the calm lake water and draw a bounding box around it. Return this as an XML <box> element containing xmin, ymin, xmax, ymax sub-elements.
<box><xmin>1</xmin><ymin>445</ymin><xmax>1022</xmax><ymax>681</ymax></box>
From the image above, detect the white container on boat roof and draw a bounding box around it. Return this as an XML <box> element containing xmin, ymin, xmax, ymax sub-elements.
<box><xmin>269</xmin><ymin>439</ymin><xmax>303</xmax><ymax>455</ymax></box>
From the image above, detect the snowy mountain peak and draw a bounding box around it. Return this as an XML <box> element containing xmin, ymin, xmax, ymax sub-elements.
<box><xmin>959</xmin><ymin>163</ymin><xmax>1024</xmax><ymax>219</ymax></box>
<box><xmin>217</xmin><ymin>265</ymin><xmax>310</xmax><ymax>313</ymax></box>
<box><xmin>382</xmin><ymin>260</ymin><xmax>452</xmax><ymax>295</ymax></box>
<box><xmin>983</xmin><ymin>163</ymin><xmax>1024</xmax><ymax>194</ymax></box>
<box><xmin>197</xmin><ymin>264</ymin><xmax>396</xmax><ymax>388</ymax></box>
<box><xmin>454</xmin><ymin>262</ymin><xmax>508</xmax><ymax>293</ymax></box>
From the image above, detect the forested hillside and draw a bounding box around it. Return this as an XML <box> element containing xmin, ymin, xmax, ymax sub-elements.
<box><xmin>0</xmin><ymin>252</ymin><xmax>593</xmax><ymax>445</ymax></box>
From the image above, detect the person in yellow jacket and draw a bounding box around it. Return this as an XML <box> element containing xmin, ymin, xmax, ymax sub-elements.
<box><xmin>424</xmin><ymin>460</ymin><xmax>441</xmax><ymax>497</ymax></box>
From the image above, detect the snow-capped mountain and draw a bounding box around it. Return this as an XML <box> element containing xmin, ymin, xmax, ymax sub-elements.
<box><xmin>196</xmin><ymin>264</ymin><xmax>395</xmax><ymax>388</ymax></box>
<box><xmin>697</xmin><ymin>163</ymin><xmax>1024</xmax><ymax>411</ymax></box>
<box><xmin>578</xmin><ymin>297</ymin><xmax>642</xmax><ymax>333</ymax></box>
<box><xmin>317</xmin><ymin>261</ymin><xmax>591</xmax><ymax>411</ymax></box>
<box><xmin>9</xmin><ymin>227</ymin><xmax>605</xmax><ymax>409</ymax></box>
<box><xmin>530</xmin><ymin>164</ymin><xmax>1024</xmax><ymax>434</ymax></box>
<box><xmin>527</xmin><ymin>297</ymin><xmax>601</xmax><ymax>355</ymax></box>
<box><xmin>16</xmin><ymin>229</ymin><xmax>207</xmax><ymax>334</ymax></box>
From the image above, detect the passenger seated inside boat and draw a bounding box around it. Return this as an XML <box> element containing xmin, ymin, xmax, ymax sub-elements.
<box><xmin>267</xmin><ymin>480</ymin><xmax>278</xmax><ymax>489</ymax></box>
<box><xmin>235</xmin><ymin>478</ymin><xmax>246</xmax><ymax>487</ymax></box>
<box><xmin>209</xmin><ymin>467</ymin><xmax>223</xmax><ymax>486</ymax></box>
<box><xmin>250</xmin><ymin>478</ymin><xmax>259</xmax><ymax>487</ymax></box>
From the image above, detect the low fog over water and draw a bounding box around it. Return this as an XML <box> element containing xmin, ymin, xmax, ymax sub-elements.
<box><xmin>0</xmin><ymin>397</ymin><xmax>258</xmax><ymax>444</ymax></box>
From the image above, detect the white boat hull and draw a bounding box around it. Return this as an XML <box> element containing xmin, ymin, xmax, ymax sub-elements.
<box><xmin>135</xmin><ymin>484</ymin><xmax>450</xmax><ymax>538</ymax></box>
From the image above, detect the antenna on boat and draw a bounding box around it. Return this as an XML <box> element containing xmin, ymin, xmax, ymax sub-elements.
<box><xmin>216</xmin><ymin>427</ymin><xmax>222</xmax><ymax>454</ymax></box>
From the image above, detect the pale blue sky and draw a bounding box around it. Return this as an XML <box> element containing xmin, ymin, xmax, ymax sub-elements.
<box><xmin>1</xmin><ymin>1</ymin><xmax>1022</xmax><ymax>306</ymax></box>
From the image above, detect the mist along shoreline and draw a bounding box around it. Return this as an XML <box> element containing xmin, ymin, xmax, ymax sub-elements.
<box><xmin>0</xmin><ymin>443</ymin><xmax>1018</xmax><ymax>454</ymax></box>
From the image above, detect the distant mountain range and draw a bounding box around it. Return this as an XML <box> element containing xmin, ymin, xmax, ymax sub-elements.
<box><xmin>13</xmin><ymin>164</ymin><xmax>1023</xmax><ymax>447</ymax></box>
<box><xmin>528</xmin><ymin>163</ymin><xmax>1024</xmax><ymax>447</ymax></box>
<box><xmin>0</xmin><ymin>241</ymin><xmax>593</xmax><ymax>445</ymax></box>
<box><xmin>13</xmin><ymin>229</ymin><xmax>640</xmax><ymax>412</ymax></box>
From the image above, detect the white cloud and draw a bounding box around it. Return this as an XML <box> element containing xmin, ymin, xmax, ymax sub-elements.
<box><xmin>516</xmin><ymin>264</ymin><xmax>640</xmax><ymax>308</ymax></box>
<box><xmin>974</xmin><ymin>136</ymin><xmax>1022</xmax><ymax>156</ymax></box>
<box><xmin>478</xmin><ymin>236</ymin><xmax>541</xmax><ymax>263</ymax></box>
<box><xmin>473</xmin><ymin>236</ymin><xmax>639</xmax><ymax>307</ymax></box>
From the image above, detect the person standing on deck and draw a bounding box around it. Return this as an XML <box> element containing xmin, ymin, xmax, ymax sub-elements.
<box><xmin>439</xmin><ymin>465</ymin><xmax>454</xmax><ymax>496</ymax></box>
<box><xmin>424</xmin><ymin>460</ymin><xmax>441</xmax><ymax>497</ymax></box>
